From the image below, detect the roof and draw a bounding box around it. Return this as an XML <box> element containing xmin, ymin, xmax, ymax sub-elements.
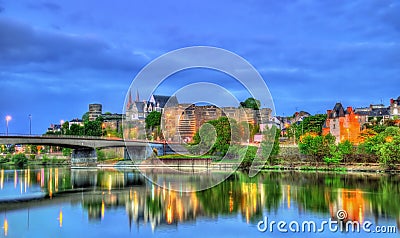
<box><xmin>135</xmin><ymin>101</ymin><xmax>145</xmax><ymax>113</ymax></box>
<box><xmin>328</xmin><ymin>103</ymin><xmax>346</xmax><ymax>118</ymax></box>
<box><xmin>70</xmin><ymin>118</ymin><xmax>82</xmax><ymax>122</ymax></box>
<box><xmin>369</xmin><ymin>107</ymin><xmax>390</xmax><ymax>117</ymax></box>
<box><xmin>152</xmin><ymin>95</ymin><xmax>179</xmax><ymax>108</ymax></box>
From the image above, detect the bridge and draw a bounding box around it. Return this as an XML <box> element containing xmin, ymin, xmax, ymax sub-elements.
<box><xmin>0</xmin><ymin>135</ymin><xmax>167</xmax><ymax>165</ymax></box>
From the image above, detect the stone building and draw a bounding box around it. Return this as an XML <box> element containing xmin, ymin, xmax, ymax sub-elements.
<box><xmin>322</xmin><ymin>103</ymin><xmax>361</xmax><ymax>144</ymax></box>
<box><xmin>162</xmin><ymin>104</ymin><xmax>272</xmax><ymax>142</ymax></box>
<box><xmin>390</xmin><ymin>96</ymin><xmax>400</xmax><ymax>119</ymax></box>
<box><xmin>88</xmin><ymin>103</ymin><xmax>102</xmax><ymax>121</ymax></box>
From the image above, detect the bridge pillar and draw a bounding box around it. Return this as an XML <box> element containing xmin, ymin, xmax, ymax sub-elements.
<box><xmin>125</xmin><ymin>145</ymin><xmax>152</xmax><ymax>161</ymax></box>
<box><xmin>71</xmin><ymin>148</ymin><xmax>97</xmax><ymax>166</ymax></box>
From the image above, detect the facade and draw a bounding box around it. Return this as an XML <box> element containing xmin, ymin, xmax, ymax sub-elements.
<box><xmin>102</xmin><ymin>113</ymin><xmax>125</xmax><ymax>133</ymax></box>
<box><xmin>88</xmin><ymin>103</ymin><xmax>102</xmax><ymax>121</ymax></box>
<box><xmin>162</xmin><ymin>104</ymin><xmax>272</xmax><ymax>142</ymax></box>
<box><xmin>47</xmin><ymin>124</ymin><xmax>62</xmax><ymax>133</ymax></box>
<box><xmin>354</xmin><ymin>104</ymin><xmax>390</xmax><ymax>128</ymax></box>
<box><xmin>69</xmin><ymin>118</ymin><xmax>84</xmax><ymax>128</ymax></box>
<box><xmin>322</xmin><ymin>103</ymin><xmax>361</xmax><ymax>144</ymax></box>
<box><xmin>390</xmin><ymin>96</ymin><xmax>400</xmax><ymax>119</ymax></box>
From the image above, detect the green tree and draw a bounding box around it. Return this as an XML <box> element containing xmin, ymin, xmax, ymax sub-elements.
<box><xmin>299</xmin><ymin>134</ymin><xmax>335</xmax><ymax>164</ymax></box>
<box><xmin>145</xmin><ymin>111</ymin><xmax>161</xmax><ymax>131</ymax></box>
<box><xmin>240</xmin><ymin>97</ymin><xmax>260</xmax><ymax>110</ymax></box>
<box><xmin>323</xmin><ymin>140</ymin><xmax>353</xmax><ymax>166</ymax></box>
<box><xmin>296</xmin><ymin>114</ymin><xmax>327</xmax><ymax>139</ymax></box>
<box><xmin>189</xmin><ymin>123</ymin><xmax>217</xmax><ymax>155</ymax></box>
<box><xmin>377</xmin><ymin>135</ymin><xmax>400</xmax><ymax>169</ymax></box>
<box><xmin>61</xmin><ymin>121</ymin><xmax>70</xmax><ymax>135</ymax></box>
<box><xmin>261</xmin><ymin>126</ymin><xmax>280</xmax><ymax>165</ymax></box>
<box><xmin>69</xmin><ymin>124</ymin><xmax>84</xmax><ymax>136</ymax></box>
<box><xmin>192</xmin><ymin>117</ymin><xmax>239</xmax><ymax>156</ymax></box>
<box><xmin>84</xmin><ymin>118</ymin><xmax>103</xmax><ymax>136</ymax></box>
<box><xmin>82</xmin><ymin>112</ymin><xmax>90</xmax><ymax>122</ymax></box>
<box><xmin>360</xmin><ymin>126</ymin><xmax>400</xmax><ymax>154</ymax></box>
<box><xmin>12</xmin><ymin>153</ymin><xmax>27</xmax><ymax>167</ymax></box>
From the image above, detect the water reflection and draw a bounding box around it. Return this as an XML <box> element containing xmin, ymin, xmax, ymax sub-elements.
<box><xmin>0</xmin><ymin>168</ymin><xmax>399</xmax><ymax>237</ymax></box>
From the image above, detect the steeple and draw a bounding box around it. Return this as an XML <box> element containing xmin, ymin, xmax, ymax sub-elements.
<box><xmin>136</xmin><ymin>89</ymin><xmax>140</xmax><ymax>102</ymax></box>
<box><xmin>127</xmin><ymin>90</ymin><xmax>133</xmax><ymax>110</ymax></box>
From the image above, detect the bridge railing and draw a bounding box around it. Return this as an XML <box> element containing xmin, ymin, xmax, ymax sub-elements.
<box><xmin>0</xmin><ymin>133</ymin><xmax>121</xmax><ymax>140</ymax></box>
<box><xmin>0</xmin><ymin>134</ymin><xmax>171</xmax><ymax>144</ymax></box>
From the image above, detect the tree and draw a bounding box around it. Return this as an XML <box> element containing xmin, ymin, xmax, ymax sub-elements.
<box><xmin>295</xmin><ymin>114</ymin><xmax>327</xmax><ymax>139</ymax></box>
<box><xmin>62</xmin><ymin>121</ymin><xmax>70</xmax><ymax>135</ymax></box>
<box><xmin>378</xmin><ymin>135</ymin><xmax>400</xmax><ymax>169</ymax></box>
<box><xmin>84</xmin><ymin>118</ymin><xmax>103</xmax><ymax>136</ymax></box>
<box><xmin>189</xmin><ymin>123</ymin><xmax>217</xmax><ymax>155</ymax></box>
<box><xmin>240</xmin><ymin>98</ymin><xmax>260</xmax><ymax>110</ymax></box>
<box><xmin>69</xmin><ymin>124</ymin><xmax>84</xmax><ymax>136</ymax></box>
<box><xmin>299</xmin><ymin>134</ymin><xmax>335</xmax><ymax>164</ymax></box>
<box><xmin>145</xmin><ymin>111</ymin><xmax>161</xmax><ymax>131</ymax></box>
<box><xmin>12</xmin><ymin>153</ymin><xmax>27</xmax><ymax>167</ymax></box>
<box><xmin>82</xmin><ymin>112</ymin><xmax>89</xmax><ymax>122</ymax></box>
<box><xmin>192</xmin><ymin>117</ymin><xmax>239</xmax><ymax>156</ymax></box>
<box><xmin>324</xmin><ymin>140</ymin><xmax>353</xmax><ymax>166</ymax></box>
<box><xmin>261</xmin><ymin>126</ymin><xmax>280</xmax><ymax>165</ymax></box>
<box><xmin>360</xmin><ymin>126</ymin><xmax>400</xmax><ymax>154</ymax></box>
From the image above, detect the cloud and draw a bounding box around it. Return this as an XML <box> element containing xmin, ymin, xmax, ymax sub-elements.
<box><xmin>26</xmin><ymin>1</ymin><xmax>62</xmax><ymax>12</ymax></box>
<box><xmin>0</xmin><ymin>17</ymin><xmax>147</xmax><ymax>73</ymax></box>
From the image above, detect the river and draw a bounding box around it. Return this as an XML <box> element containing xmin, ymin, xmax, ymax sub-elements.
<box><xmin>0</xmin><ymin>167</ymin><xmax>398</xmax><ymax>237</ymax></box>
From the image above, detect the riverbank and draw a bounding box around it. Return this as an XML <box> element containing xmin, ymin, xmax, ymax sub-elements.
<box><xmin>95</xmin><ymin>159</ymin><xmax>400</xmax><ymax>174</ymax></box>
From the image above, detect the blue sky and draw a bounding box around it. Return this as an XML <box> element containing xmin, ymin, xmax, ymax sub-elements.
<box><xmin>0</xmin><ymin>0</ymin><xmax>399</xmax><ymax>134</ymax></box>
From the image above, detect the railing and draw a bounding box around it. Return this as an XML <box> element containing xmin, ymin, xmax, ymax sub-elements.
<box><xmin>0</xmin><ymin>134</ymin><xmax>166</xmax><ymax>144</ymax></box>
<box><xmin>0</xmin><ymin>133</ymin><xmax>120</xmax><ymax>139</ymax></box>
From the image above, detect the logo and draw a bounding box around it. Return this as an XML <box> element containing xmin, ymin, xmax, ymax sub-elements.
<box><xmin>123</xmin><ymin>46</ymin><xmax>275</xmax><ymax>192</ymax></box>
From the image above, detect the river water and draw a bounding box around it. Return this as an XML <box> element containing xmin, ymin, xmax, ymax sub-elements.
<box><xmin>0</xmin><ymin>167</ymin><xmax>398</xmax><ymax>237</ymax></box>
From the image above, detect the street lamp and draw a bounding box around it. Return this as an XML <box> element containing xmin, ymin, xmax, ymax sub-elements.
<box><xmin>5</xmin><ymin>115</ymin><xmax>11</xmax><ymax>136</ymax></box>
<box><xmin>29</xmin><ymin>114</ymin><xmax>32</xmax><ymax>135</ymax></box>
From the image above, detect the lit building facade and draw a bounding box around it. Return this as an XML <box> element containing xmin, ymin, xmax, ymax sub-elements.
<box><xmin>323</xmin><ymin>103</ymin><xmax>361</xmax><ymax>144</ymax></box>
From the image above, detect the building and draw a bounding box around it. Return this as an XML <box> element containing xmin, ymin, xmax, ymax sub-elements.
<box><xmin>390</xmin><ymin>96</ymin><xmax>400</xmax><ymax>119</ymax></box>
<box><xmin>102</xmin><ymin>113</ymin><xmax>125</xmax><ymax>133</ymax></box>
<box><xmin>88</xmin><ymin>104</ymin><xmax>102</xmax><ymax>121</ymax></box>
<box><xmin>322</xmin><ymin>103</ymin><xmax>361</xmax><ymax>144</ymax></box>
<box><xmin>69</xmin><ymin>118</ymin><xmax>84</xmax><ymax>128</ymax></box>
<box><xmin>354</xmin><ymin>104</ymin><xmax>390</xmax><ymax>128</ymax></box>
<box><xmin>145</xmin><ymin>95</ymin><xmax>179</xmax><ymax>114</ymax></box>
<box><xmin>47</xmin><ymin>124</ymin><xmax>62</xmax><ymax>133</ymax></box>
<box><xmin>162</xmin><ymin>104</ymin><xmax>272</xmax><ymax>142</ymax></box>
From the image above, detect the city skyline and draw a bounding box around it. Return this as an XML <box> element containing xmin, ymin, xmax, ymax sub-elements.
<box><xmin>1</xmin><ymin>1</ymin><xmax>399</xmax><ymax>134</ymax></box>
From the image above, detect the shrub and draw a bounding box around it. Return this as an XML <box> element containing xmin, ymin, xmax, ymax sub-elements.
<box><xmin>12</xmin><ymin>153</ymin><xmax>28</xmax><ymax>167</ymax></box>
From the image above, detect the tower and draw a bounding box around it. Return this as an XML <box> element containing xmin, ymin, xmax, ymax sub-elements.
<box><xmin>127</xmin><ymin>91</ymin><xmax>133</xmax><ymax>110</ymax></box>
<box><xmin>136</xmin><ymin>89</ymin><xmax>140</xmax><ymax>102</ymax></box>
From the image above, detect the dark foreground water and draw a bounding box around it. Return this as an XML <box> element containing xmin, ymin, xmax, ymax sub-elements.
<box><xmin>0</xmin><ymin>167</ymin><xmax>399</xmax><ymax>237</ymax></box>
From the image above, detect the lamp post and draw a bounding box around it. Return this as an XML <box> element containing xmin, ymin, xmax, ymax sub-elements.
<box><xmin>5</xmin><ymin>116</ymin><xmax>11</xmax><ymax>136</ymax></box>
<box><xmin>29</xmin><ymin>114</ymin><xmax>32</xmax><ymax>135</ymax></box>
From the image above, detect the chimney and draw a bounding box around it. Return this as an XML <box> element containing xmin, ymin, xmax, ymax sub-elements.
<box><xmin>391</xmin><ymin>99</ymin><xmax>394</xmax><ymax>104</ymax></box>
<box><xmin>327</xmin><ymin>110</ymin><xmax>332</xmax><ymax>115</ymax></box>
<box><xmin>347</xmin><ymin>107</ymin><xmax>353</xmax><ymax>113</ymax></box>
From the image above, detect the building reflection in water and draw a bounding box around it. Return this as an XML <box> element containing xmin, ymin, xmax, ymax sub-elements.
<box><xmin>0</xmin><ymin>169</ymin><xmax>400</xmax><ymax>233</ymax></box>
<box><xmin>329</xmin><ymin>189</ymin><xmax>365</xmax><ymax>223</ymax></box>
<box><xmin>3</xmin><ymin>215</ymin><xmax>8</xmax><ymax>237</ymax></box>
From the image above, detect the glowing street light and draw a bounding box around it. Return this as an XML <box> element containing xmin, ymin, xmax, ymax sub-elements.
<box><xmin>5</xmin><ymin>116</ymin><xmax>11</xmax><ymax>136</ymax></box>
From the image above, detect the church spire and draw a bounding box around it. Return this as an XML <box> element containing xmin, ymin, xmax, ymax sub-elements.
<box><xmin>136</xmin><ymin>89</ymin><xmax>140</xmax><ymax>102</ymax></box>
<box><xmin>127</xmin><ymin>90</ymin><xmax>133</xmax><ymax>110</ymax></box>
